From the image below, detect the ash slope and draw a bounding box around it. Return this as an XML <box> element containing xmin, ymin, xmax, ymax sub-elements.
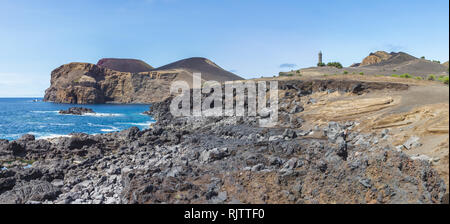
<box><xmin>1</xmin><ymin>78</ymin><xmax>447</xmax><ymax>204</ymax></box>
<box><xmin>155</xmin><ymin>57</ymin><xmax>243</xmax><ymax>82</ymax></box>
<box><xmin>97</xmin><ymin>58</ymin><xmax>154</xmax><ymax>73</ymax></box>
<box><xmin>44</xmin><ymin>57</ymin><xmax>243</xmax><ymax>104</ymax></box>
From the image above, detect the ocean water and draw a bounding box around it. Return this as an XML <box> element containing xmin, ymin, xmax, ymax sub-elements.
<box><xmin>0</xmin><ymin>98</ymin><xmax>155</xmax><ymax>140</ymax></box>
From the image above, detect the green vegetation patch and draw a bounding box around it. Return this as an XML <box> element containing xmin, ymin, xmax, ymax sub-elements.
<box><xmin>278</xmin><ymin>72</ymin><xmax>293</xmax><ymax>77</ymax></box>
<box><xmin>399</xmin><ymin>73</ymin><xmax>412</xmax><ymax>78</ymax></box>
<box><xmin>427</xmin><ymin>74</ymin><xmax>436</xmax><ymax>81</ymax></box>
<box><xmin>327</xmin><ymin>62</ymin><xmax>343</xmax><ymax>69</ymax></box>
<box><xmin>438</xmin><ymin>75</ymin><xmax>449</xmax><ymax>84</ymax></box>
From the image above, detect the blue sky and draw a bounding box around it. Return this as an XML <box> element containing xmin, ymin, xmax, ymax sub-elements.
<box><xmin>0</xmin><ymin>0</ymin><xmax>448</xmax><ymax>97</ymax></box>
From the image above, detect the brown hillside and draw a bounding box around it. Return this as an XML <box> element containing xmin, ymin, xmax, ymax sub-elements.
<box><xmin>44</xmin><ymin>57</ymin><xmax>243</xmax><ymax>104</ymax></box>
<box><xmin>97</xmin><ymin>58</ymin><xmax>153</xmax><ymax>73</ymax></box>
<box><xmin>155</xmin><ymin>57</ymin><xmax>243</xmax><ymax>82</ymax></box>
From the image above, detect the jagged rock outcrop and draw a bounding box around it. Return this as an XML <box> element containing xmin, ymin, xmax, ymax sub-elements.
<box><xmin>59</xmin><ymin>107</ymin><xmax>95</xmax><ymax>115</ymax></box>
<box><xmin>44</xmin><ymin>58</ymin><xmax>243</xmax><ymax>104</ymax></box>
<box><xmin>360</xmin><ymin>51</ymin><xmax>392</xmax><ymax>66</ymax></box>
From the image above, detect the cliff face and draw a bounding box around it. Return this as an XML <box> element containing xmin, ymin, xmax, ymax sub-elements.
<box><xmin>360</xmin><ymin>51</ymin><xmax>393</xmax><ymax>66</ymax></box>
<box><xmin>44</xmin><ymin>58</ymin><xmax>243</xmax><ymax>104</ymax></box>
<box><xmin>44</xmin><ymin>63</ymin><xmax>179</xmax><ymax>104</ymax></box>
<box><xmin>359</xmin><ymin>51</ymin><xmax>421</xmax><ymax>67</ymax></box>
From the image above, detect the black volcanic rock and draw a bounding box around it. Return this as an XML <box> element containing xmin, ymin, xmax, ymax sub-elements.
<box><xmin>7</xmin><ymin>79</ymin><xmax>445</xmax><ymax>204</ymax></box>
<box><xmin>59</xmin><ymin>107</ymin><xmax>95</xmax><ymax>115</ymax></box>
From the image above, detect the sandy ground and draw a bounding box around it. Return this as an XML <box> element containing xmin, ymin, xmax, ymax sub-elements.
<box><xmin>256</xmin><ymin>74</ymin><xmax>449</xmax><ymax>191</ymax></box>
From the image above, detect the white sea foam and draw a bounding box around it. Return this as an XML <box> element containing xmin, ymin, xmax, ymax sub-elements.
<box><xmin>36</xmin><ymin>134</ymin><xmax>71</xmax><ymax>140</ymax></box>
<box><xmin>101</xmin><ymin>127</ymin><xmax>119</xmax><ymax>132</ymax></box>
<box><xmin>88</xmin><ymin>123</ymin><xmax>119</xmax><ymax>132</ymax></box>
<box><xmin>82</xmin><ymin>113</ymin><xmax>124</xmax><ymax>117</ymax></box>
<box><xmin>31</xmin><ymin>110</ymin><xmax>59</xmax><ymax>114</ymax></box>
<box><xmin>115</xmin><ymin>121</ymin><xmax>155</xmax><ymax>126</ymax></box>
<box><xmin>27</xmin><ymin>122</ymin><xmax>74</xmax><ymax>128</ymax></box>
<box><xmin>0</xmin><ymin>134</ymin><xmax>22</xmax><ymax>139</ymax></box>
<box><xmin>49</xmin><ymin>123</ymin><xmax>75</xmax><ymax>126</ymax></box>
<box><xmin>88</xmin><ymin>123</ymin><xmax>111</xmax><ymax>127</ymax></box>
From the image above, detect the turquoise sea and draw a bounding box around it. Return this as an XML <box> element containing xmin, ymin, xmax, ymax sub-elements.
<box><xmin>0</xmin><ymin>98</ymin><xmax>155</xmax><ymax>140</ymax></box>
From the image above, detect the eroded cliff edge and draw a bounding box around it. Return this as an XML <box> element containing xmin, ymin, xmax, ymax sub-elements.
<box><xmin>44</xmin><ymin>58</ymin><xmax>243</xmax><ymax>104</ymax></box>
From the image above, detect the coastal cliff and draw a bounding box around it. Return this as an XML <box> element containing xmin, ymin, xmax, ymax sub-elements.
<box><xmin>44</xmin><ymin>58</ymin><xmax>243</xmax><ymax>104</ymax></box>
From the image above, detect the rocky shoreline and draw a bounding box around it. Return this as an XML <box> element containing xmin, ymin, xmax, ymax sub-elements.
<box><xmin>0</xmin><ymin>79</ymin><xmax>447</xmax><ymax>204</ymax></box>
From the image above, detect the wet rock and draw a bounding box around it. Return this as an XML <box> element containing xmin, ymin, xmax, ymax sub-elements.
<box><xmin>62</xmin><ymin>134</ymin><xmax>97</xmax><ymax>150</ymax></box>
<box><xmin>59</xmin><ymin>107</ymin><xmax>95</xmax><ymax>115</ymax></box>
<box><xmin>6</xmin><ymin>141</ymin><xmax>26</xmax><ymax>157</ymax></box>
<box><xmin>119</xmin><ymin>127</ymin><xmax>141</xmax><ymax>140</ymax></box>
<box><xmin>19</xmin><ymin>134</ymin><xmax>35</xmax><ymax>142</ymax></box>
